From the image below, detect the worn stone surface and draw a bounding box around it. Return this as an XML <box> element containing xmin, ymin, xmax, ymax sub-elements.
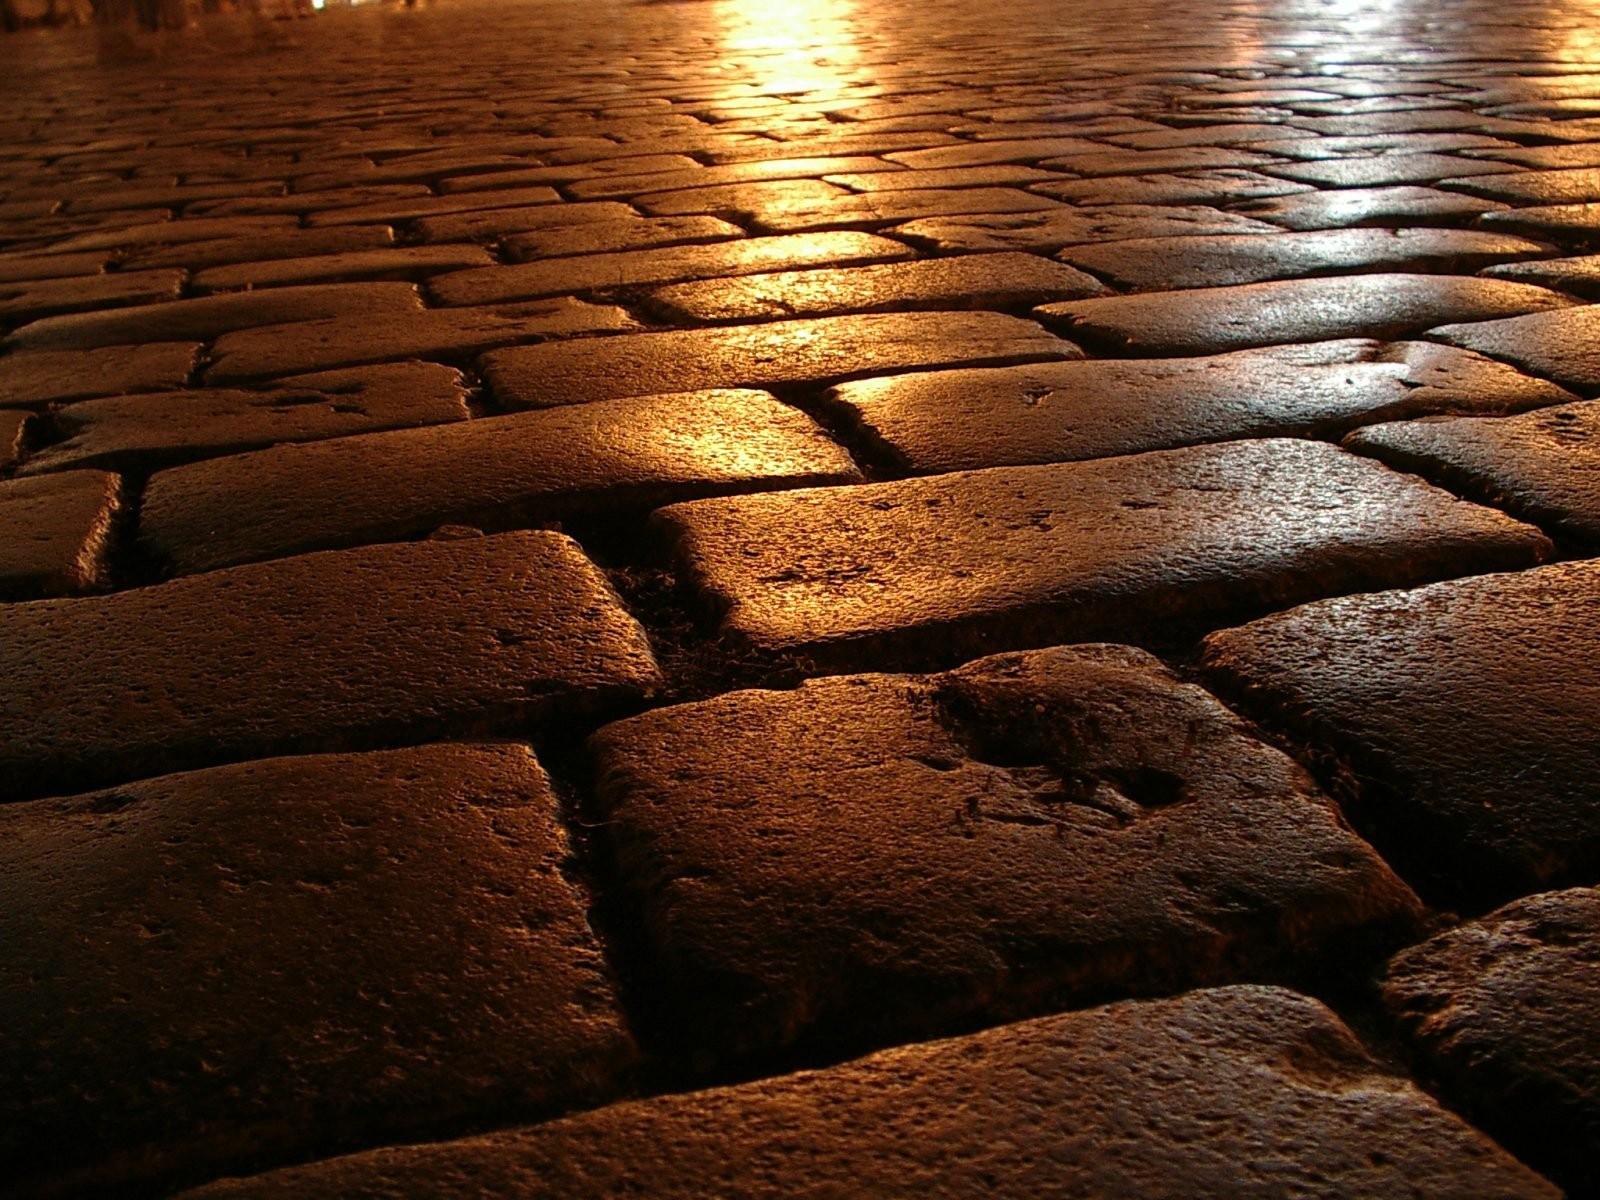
<box><xmin>177</xmin><ymin>986</ymin><xmax>1558</xmax><ymax>1200</ymax></box>
<box><xmin>1384</xmin><ymin>886</ymin><xmax>1600</xmax><ymax>1194</ymax></box>
<box><xmin>138</xmin><ymin>389</ymin><xmax>861</xmax><ymax>574</ymax></box>
<box><xmin>0</xmin><ymin>531</ymin><xmax>660</xmax><ymax>800</ymax></box>
<box><xmin>414</xmin><ymin>200</ymin><xmax>637</xmax><ymax>242</ymax></box>
<box><xmin>483</xmin><ymin>311</ymin><xmax>1076</xmax><ymax>409</ymax></box>
<box><xmin>207</xmin><ymin>298</ymin><xmax>635</xmax><ymax>383</ymax></box>
<box><xmin>1202</xmin><ymin>559</ymin><xmax>1600</xmax><ymax>907</ymax></box>
<box><xmin>0</xmin><ymin>249</ymin><xmax>112</xmax><ymax>283</ymax></box>
<box><xmin>1029</xmin><ymin>168</ymin><xmax>1312</xmax><ymax>206</ymax></box>
<box><xmin>1263</xmin><ymin>152</ymin><xmax>1516</xmax><ymax>188</ymax></box>
<box><xmin>742</xmin><ymin>187</ymin><xmax>1066</xmax><ymax>234</ymax></box>
<box><xmin>0</xmin><ymin>743</ymin><xmax>636</xmax><ymax>1198</ymax></box>
<box><xmin>502</xmin><ymin>216</ymin><xmax>744</xmax><ymax>262</ymax></box>
<box><xmin>0</xmin><ymin>267</ymin><xmax>186</xmax><ymax>324</ymax></box>
<box><xmin>4</xmin><ymin>282</ymin><xmax>424</xmax><ymax>353</ymax></box>
<box><xmin>20</xmin><ymin>362</ymin><xmax>471</xmax><ymax>475</ymax></box>
<box><xmin>655</xmin><ymin>438</ymin><xmax>1547</xmax><ymax>670</ymax></box>
<box><xmin>119</xmin><ymin>226</ymin><xmax>397</xmax><ymax>271</ymax></box>
<box><xmin>1350</xmin><ymin>400</ymin><xmax>1600</xmax><ymax>545</ymax></box>
<box><xmin>304</xmin><ymin>185</ymin><xmax>562</xmax><ymax>228</ymax></box>
<box><xmin>1431</xmin><ymin>304</ymin><xmax>1600</xmax><ymax>391</ymax></box>
<box><xmin>1236</xmin><ymin>185</ymin><xmax>1510</xmax><ymax>230</ymax></box>
<box><xmin>1038</xmin><ymin>274</ymin><xmax>1573</xmax><ymax>354</ymax></box>
<box><xmin>829</xmin><ymin>340</ymin><xmax>1576</xmax><ymax>473</ymax></box>
<box><xmin>40</xmin><ymin>214</ymin><xmax>300</xmax><ymax>253</ymax></box>
<box><xmin>1483</xmin><ymin>251</ymin><xmax>1600</xmax><ymax>296</ymax></box>
<box><xmin>892</xmin><ymin>204</ymin><xmax>1281</xmax><ymax>252</ymax></box>
<box><xmin>1479</xmin><ymin>201</ymin><xmax>1600</xmax><ymax>243</ymax></box>
<box><xmin>192</xmin><ymin>246</ymin><xmax>497</xmax><ymax>293</ymax></box>
<box><xmin>591</xmin><ymin>644</ymin><xmax>1421</xmax><ymax>1056</ymax></box>
<box><xmin>0</xmin><ymin>469</ymin><xmax>121</xmax><ymax>599</ymax></box>
<box><xmin>0</xmin><ymin>341</ymin><xmax>199</xmax><ymax>408</ymax></box>
<box><xmin>1059</xmin><ymin>228</ymin><xmax>1544</xmax><ymax>291</ymax></box>
<box><xmin>649</xmin><ymin>252</ymin><xmax>1107</xmax><ymax>322</ymax></box>
<box><xmin>430</xmin><ymin>231</ymin><xmax>914</xmax><ymax>305</ymax></box>
<box><xmin>0</xmin><ymin>409</ymin><xmax>27</xmax><ymax>472</ymax></box>
<box><xmin>1443</xmin><ymin>165</ymin><xmax>1600</xmax><ymax>204</ymax></box>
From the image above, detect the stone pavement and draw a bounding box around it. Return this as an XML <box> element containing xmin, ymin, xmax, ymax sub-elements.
<box><xmin>2</xmin><ymin>0</ymin><xmax>1599</xmax><ymax>1194</ymax></box>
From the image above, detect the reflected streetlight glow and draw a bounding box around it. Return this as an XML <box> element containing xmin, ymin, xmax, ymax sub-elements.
<box><xmin>711</xmin><ymin>0</ymin><xmax>867</xmax><ymax>99</ymax></box>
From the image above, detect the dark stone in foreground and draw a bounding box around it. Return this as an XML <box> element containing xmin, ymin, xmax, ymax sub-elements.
<box><xmin>1202</xmin><ymin>560</ymin><xmax>1600</xmax><ymax>908</ymax></box>
<box><xmin>0</xmin><ymin>743</ymin><xmax>636</xmax><ymax>1198</ymax></box>
<box><xmin>1430</xmin><ymin>304</ymin><xmax>1600</xmax><ymax>392</ymax></box>
<box><xmin>178</xmin><ymin>986</ymin><xmax>1558</xmax><ymax>1200</ymax></box>
<box><xmin>591</xmin><ymin>644</ymin><xmax>1421</xmax><ymax>1058</ymax></box>
<box><xmin>1385</xmin><ymin>886</ymin><xmax>1600</xmax><ymax>1195</ymax></box>
<box><xmin>0</xmin><ymin>469</ymin><xmax>121</xmax><ymax>599</ymax></box>
<box><xmin>0</xmin><ymin>531</ymin><xmax>659</xmax><ymax>801</ymax></box>
<box><xmin>654</xmin><ymin>438</ymin><xmax>1549</xmax><ymax>670</ymax></box>
<box><xmin>1</xmin><ymin>409</ymin><xmax>28</xmax><ymax>471</ymax></box>
<box><xmin>0</xmin><ymin>341</ymin><xmax>199</xmax><ymax>408</ymax></box>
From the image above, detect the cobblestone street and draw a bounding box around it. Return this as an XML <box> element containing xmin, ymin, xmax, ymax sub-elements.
<box><xmin>4</xmin><ymin>0</ymin><xmax>1600</xmax><ymax>1194</ymax></box>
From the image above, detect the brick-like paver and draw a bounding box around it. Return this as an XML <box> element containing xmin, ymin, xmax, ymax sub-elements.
<box><xmin>1430</xmin><ymin>305</ymin><xmax>1600</xmax><ymax>392</ymax></box>
<box><xmin>0</xmin><ymin>468</ymin><xmax>121</xmax><ymax>599</ymax></box>
<box><xmin>0</xmin><ymin>341</ymin><xmax>199</xmax><ymax>406</ymax></box>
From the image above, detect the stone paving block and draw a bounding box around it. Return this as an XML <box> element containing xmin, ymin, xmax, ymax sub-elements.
<box><xmin>430</xmin><ymin>231</ymin><xmax>914</xmax><ymax>305</ymax></box>
<box><xmin>1029</xmin><ymin>168</ymin><xmax>1312</xmax><ymax>206</ymax></box>
<box><xmin>1060</xmin><ymin>227</ymin><xmax>1544</xmax><ymax>291</ymax></box>
<box><xmin>1202</xmin><ymin>559</ymin><xmax>1600</xmax><ymax>907</ymax></box>
<box><xmin>882</xmin><ymin>136</ymin><xmax>1106</xmax><ymax>169</ymax></box>
<box><xmin>435</xmin><ymin>154</ymin><xmax>703</xmax><ymax>193</ymax></box>
<box><xmin>4</xmin><ymin>282</ymin><xmax>425</xmax><ymax>353</ymax></box>
<box><xmin>742</xmin><ymin>186</ymin><xmax>1066</xmax><ymax>234</ymax></box>
<box><xmin>823</xmin><ymin>164</ymin><xmax>1067</xmax><ymax>191</ymax></box>
<box><xmin>655</xmin><ymin>438</ymin><xmax>1548</xmax><ymax>670</ymax></box>
<box><xmin>1482</xmin><ymin>250</ymin><xmax>1600</xmax><ymax>295</ymax></box>
<box><xmin>182</xmin><ymin>184</ymin><xmax>433</xmax><ymax>219</ymax></box>
<box><xmin>503</xmin><ymin>216</ymin><xmax>743</xmax><ymax>262</ymax></box>
<box><xmin>305</xmin><ymin>186</ymin><xmax>562</xmax><ymax>228</ymax></box>
<box><xmin>416</xmin><ymin>201</ymin><xmax>639</xmax><ymax>243</ymax></box>
<box><xmin>0</xmin><ymin>469</ymin><xmax>121</xmax><ymax>600</ymax></box>
<box><xmin>1039</xmin><ymin>145</ymin><xmax>1282</xmax><ymax>176</ymax></box>
<box><xmin>138</xmin><ymin>389</ymin><xmax>861</xmax><ymax>574</ymax></box>
<box><xmin>1038</xmin><ymin>274</ymin><xmax>1573</xmax><ymax>355</ymax></box>
<box><xmin>1443</xmin><ymin>165</ymin><xmax>1600</xmax><ymax>204</ymax></box>
<box><xmin>119</xmin><ymin>226</ymin><xmax>397</xmax><ymax>271</ymax></box>
<box><xmin>482</xmin><ymin>311</ymin><xmax>1077</xmax><ymax>409</ymax></box>
<box><xmin>1430</xmin><ymin>305</ymin><xmax>1600</xmax><ymax>392</ymax></box>
<box><xmin>1384</xmin><ymin>886</ymin><xmax>1600</xmax><ymax>1194</ymax></box>
<box><xmin>0</xmin><ymin>409</ymin><xmax>26</xmax><ymax>471</ymax></box>
<box><xmin>590</xmin><ymin>644</ymin><xmax>1422</xmax><ymax>1056</ymax></box>
<box><xmin>1250</xmin><ymin>132</ymin><xmax>1517</xmax><ymax>160</ymax></box>
<box><xmin>0</xmin><ymin>341</ymin><xmax>199</xmax><ymax>407</ymax></box>
<box><xmin>1465</xmin><ymin>141</ymin><xmax>1600</xmax><ymax>169</ymax></box>
<box><xmin>632</xmin><ymin>178</ymin><xmax>850</xmax><ymax>218</ymax></box>
<box><xmin>1263</xmin><ymin>153</ymin><xmax>1517</xmax><ymax>188</ymax></box>
<box><xmin>192</xmin><ymin>245</ymin><xmax>497</xmax><ymax>293</ymax></box>
<box><xmin>1105</xmin><ymin>122</ymin><xmax>1306</xmax><ymax>149</ymax></box>
<box><xmin>1349</xmin><ymin>400</ymin><xmax>1600</xmax><ymax>544</ymax></box>
<box><xmin>0</xmin><ymin>743</ymin><xmax>636</xmax><ymax>1198</ymax></box>
<box><xmin>1237</xmin><ymin>185</ymin><xmax>1510</xmax><ymax>230</ymax></box>
<box><xmin>0</xmin><ymin>530</ymin><xmax>660</xmax><ymax>800</ymax></box>
<box><xmin>207</xmin><ymin>297</ymin><xmax>634</xmax><ymax>383</ymax></box>
<box><xmin>648</xmin><ymin>252</ymin><xmax>1108</xmax><ymax>323</ymax></box>
<box><xmin>42</xmin><ymin>215</ymin><xmax>301</xmax><ymax>254</ymax></box>
<box><xmin>828</xmin><ymin>340</ymin><xmax>1576</xmax><ymax>473</ymax></box>
<box><xmin>21</xmin><ymin>362</ymin><xmax>471</xmax><ymax>476</ymax></box>
<box><xmin>175</xmin><ymin>985</ymin><xmax>1558</xmax><ymax>1200</ymax></box>
<box><xmin>0</xmin><ymin>267</ymin><xmax>186</xmax><ymax>324</ymax></box>
<box><xmin>1479</xmin><ymin>201</ymin><xmax>1600</xmax><ymax>243</ymax></box>
<box><xmin>563</xmin><ymin>157</ymin><xmax>901</xmax><ymax>201</ymax></box>
<box><xmin>892</xmin><ymin>205</ymin><xmax>1282</xmax><ymax>253</ymax></box>
<box><xmin>0</xmin><ymin>249</ymin><xmax>111</xmax><ymax>283</ymax></box>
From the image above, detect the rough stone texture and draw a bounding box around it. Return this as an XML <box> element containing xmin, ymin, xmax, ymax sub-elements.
<box><xmin>414</xmin><ymin>200</ymin><xmax>637</xmax><ymax>243</ymax></box>
<box><xmin>562</xmin><ymin>157</ymin><xmax>903</xmax><ymax>201</ymax></box>
<box><xmin>1483</xmin><ymin>251</ymin><xmax>1600</xmax><ymax>296</ymax></box>
<box><xmin>303</xmin><ymin>185</ymin><xmax>562</xmax><ymax>228</ymax></box>
<box><xmin>1059</xmin><ymin>228</ymin><xmax>1544</xmax><ymax>291</ymax></box>
<box><xmin>742</xmin><ymin>187</ymin><xmax>1066</xmax><ymax>234</ymax></box>
<box><xmin>0</xmin><ymin>267</ymin><xmax>186</xmax><ymax>324</ymax></box>
<box><xmin>1038</xmin><ymin>274</ymin><xmax>1573</xmax><ymax>355</ymax></box>
<box><xmin>502</xmin><ymin>216</ymin><xmax>743</xmax><ymax>262</ymax></box>
<box><xmin>649</xmin><ymin>252</ymin><xmax>1108</xmax><ymax>322</ymax></box>
<box><xmin>1263</xmin><ymin>152</ymin><xmax>1516</xmax><ymax>188</ymax></box>
<box><xmin>591</xmin><ymin>644</ymin><xmax>1421</xmax><ymax>1056</ymax></box>
<box><xmin>41</xmin><ymin>214</ymin><xmax>300</xmax><ymax>253</ymax></box>
<box><xmin>0</xmin><ymin>530</ymin><xmax>660</xmax><ymax>800</ymax></box>
<box><xmin>119</xmin><ymin>226</ymin><xmax>397</xmax><ymax>272</ymax></box>
<box><xmin>1443</xmin><ymin>165</ymin><xmax>1600</xmax><ymax>204</ymax></box>
<box><xmin>20</xmin><ymin>362</ymin><xmax>471</xmax><ymax>475</ymax></box>
<box><xmin>655</xmin><ymin>438</ymin><xmax>1549</xmax><ymax>670</ymax></box>
<box><xmin>0</xmin><ymin>249</ymin><xmax>112</xmax><ymax>283</ymax></box>
<box><xmin>1431</xmin><ymin>305</ymin><xmax>1600</xmax><ymax>392</ymax></box>
<box><xmin>829</xmin><ymin>339</ymin><xmax>1577</xmax><ymax>473</ymax></box>
<box><xmin>0</xmin><ymin>469</ymin><xmax>121</xmax><ymax>599</ymax></box>
<box><xmin>4</xmin><ymin>282</ymin><xmax>425</xmax><ymax>353</ymax></box>
<box><xmin>430</xmin><ymin>231</ymin><xmax>914</xmax><ymax>305</ymax></box>
<box><xmin>1384</xmin><ymin>886</ymin><xmax>1600</xmax><ymax>1195</ymax></box>
<box><xmin>482</xmin><ymin>311</ymin><xmax>1077</xmax><ymax>409</ymax></box>
<box><xmin>892</xmin><ymin>204</ymin><xmax>1281</xmax><ymax>252</ymax></box>
<box><xmin>207</xmin><ymin>298</ymin><xmax>635</xmax><ymax>383</ymax></box>
<box><xmin>1236</xmin><ymin>185</ymin><xmax>1510</xmax><ymax>230</ymax></box>
<box><xmin>1029</xmin><ymin>168</ymin><xmax>1313</xmax><ymax>206</ymax></box>
<box><xmin>176</xmin><ymin>986</ymin><xmax>1558</xmax><ymax>1200</ymax></box>
<box><xmin>1350</xmin><ymin>401</ymin><xmax>1600</xmax><ymax>545</ymax></box>
<box><xmin>1479</xmin><ymin>202</ymin><xmax>1600</xmax><ymax>244</ymax></box>
<box><xmin>138</xmin><ymin>389</ymin><xmax>861</xmax><ymax>574</ymax></box>
<box><xmin>0</xmin><ymin>743</ymin><xmax>637</xmax><ymax>1198</ymax></box>
<box><xmin>1202</xmin><ymin>559</ymin><xmax>1600</xmax><ymax>908</ymax></box>
<box><xmin>1</xmin><ymin>409</ymin><xmax>29</xmax><ymax>472</ymax></box>
<box><xmin>191</xmin><ymin>245</ymin><xmax>497</xmax><ymax>293</ymax></box>
<box><xmin>0</xmin><ymin>341</ymin><xmax>199</xmax><ymax>408</ymax></box>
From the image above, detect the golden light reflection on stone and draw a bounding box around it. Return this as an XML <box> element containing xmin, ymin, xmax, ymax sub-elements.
<box><xmin>711</xmin><ymin>0</ymin><xmax>868</xmax><ymax>101</ymax></box>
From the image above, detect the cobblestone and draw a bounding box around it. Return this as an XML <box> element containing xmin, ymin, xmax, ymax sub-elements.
<box><xmin>0</xmin><ymin>341</ymin><xmax>199</xmax><ymax>406</ymax></box>
<box><xmin>1237</xmin><ymin>184</ymin><xmax>1510</xmax><ymax>230</ymax></box>
<box><xmin>1430</xmin><ymin>304</ymin><xmax>1600</xmax><ymax>391</ymax></box>
<box><xmin>192</xmin><ymin>245</ymin><xmax>497</xmax><ymax>293</ymax></box>
<box><xmin>0</xmin><ymin>468</ymin><xmax>121</xmax><ymax>599</ymax></box>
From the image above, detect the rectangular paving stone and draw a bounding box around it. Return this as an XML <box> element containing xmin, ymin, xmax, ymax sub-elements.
<box><xmin>629</xmin><ymin>178</ymin><xmax>851</xmax><ymax>218</ymax></box>
<box><xmin>590</xmin><ymin>643</ymin><xmax>1421</xmax><ymax>1056</ymax></box>
<box><xmin>1430</xmin><ymin>305</ymin><xmax>1600</xmax><ymax>392</ymax></box>
<box><xmin>0</xmin><ymin>250</ymin><xmax>111</xmax><ymax>283</ymax></box>
<box><xmin>192</xmin><ymin>246</ymin><xmax>497</xmax><ymax>293</ymax></box>
<box><xmin>563</xmin><ymin>157</ymin><xmax>901</xmax><ymax>201</ymax></box>
<box><xmin>1039</xmin><ymin>145</ymin><xmax>1282</xmax><ymax>176</ymax></box>
<box><xmin>649</xmin><ymin>252</ymin><xmax>1108</xmax><ymax>323</ymax></box>
<box><xmin>414</xmin><ymin>201</ymin><xmax>637</xmax><ymax>243</ymax></box>
<box><xmin>43</xmin><ymin>215</ymin><xmax>301</xmax><ymax>254</ymax></box>
<box><xmin>21</xmin><ymin>362</ymin><xmax>471</xmax><ymax>475</ymax></box>
<box><xmin>882</xmin><ymin>136</ymin><xmax>1106</xmax><ymax>169</ymax></box>
<box><xmin>655</xmin><ymin>438</ymin><xmax>1548</xmax><ymax>670</ymax></box>
<box><xmin>1384</xmin><ymin>886</ymin><xmax>1600</xmax><ymax>1195</ymax></box>
<box><xmin>1060</xmin><ymin>228</ymin><xmax>1545</xmax><ymax>291</ymax></box>
<box><xmin>435</xmin><ymin>154</ymin><xmax>703</xmax><ymax>193</ymax></box>
<box><xmin>0</xmin><ymin>530</ymin><xmax>660</xmax><ymax>800</ymax></box>
<box><xmin>1202</xmin><ymin>559</ymin><xmax>1600</xmax><ymax>909</ymax></box>
<box><xmin>823</xmin><ymin>164</ymin><xmax>1068</xmax><ymax>191</ymax></box>
<box><xmin>482</xmin><ymin>311</ymin><xmax>1078</xmax><ymax>409</ymax></box>
<box><xmin>138</xmin><ymin>389</ymin><xmax>861</xmax><ymax>575</ymax></box>
<box><xmin>174</xmin><ymin>986</ymin><xmax>1557</xmax><ymax>1200</ymax></box>
<box><xmin>119</xmin><ymin>226</ymin><xmax>398</xmax><ymax>272</ymax></box>
<box><xmin>1237</xmin><ymin>185</ymin><xmax>1510</xmax><ymax>231</ymax></box>
<box><xmin>4</xmin><ymin>282</ymin><xmax>425</xmax><ymax>353</ymax></box>
<box><xmin>1030</xmin><ymin>168</ymin><xmax>1313</xmax><ymax>207</ymax></box>
<box><xmin>0</xmin><ymin>743</ymin><xmax>636</xmax><ymax>1198</ymax></box>
<box><xmin>1442</xmin><ymin>166</ymin><xmax>1600</xmax><ymax>204</ymax></box>
<box><xmin>742</xmin><ymin>186</ymin><xmax>1066</xmax><ymax>235</ymax></box>
<box><xmin>892</xmin><ymin>205</ymin><xmax>1282</xmax><ymax>253</ymax></box>
<box><xmin>430</xmin><ymin>231</ymin><xmax>914</xmax><ymax>306</ymax></box>
<box><xmin>828</xmin><ymin>340</ymin><xmax>1576</xmax><ymax>473</ymax></box>
<box><xmin>1263</xmin><ymin>153</ymin><xmax>1517</xmax><ymax>188</ymax></box>
<box><xmin>1482</xmin><ymin>251</ymin><xmax>1600</xmax><ymax>296</ymax></box>
<box><xmin>207</xmin><ymin>298</ymin><xmax>635</xmax><ymax>383</ymax></box>
<box><xmin>182</xmin><ymin>185</ymin><xmax>433</xmax><ymax>219</ymax></box>
<box><xmin>1251</xmin><ymin>132</ymin><xmax>1517</xmax><ymax>160</ymax></box>
<box><xmin>305</xmin><ymin>186</ymin><xmax>562</xmax><ymax>228</ymax></box>
<box><xmin>0</xmin><ymin>268</ymin><xmax>185</xmax><ymax>324</ymax></box>
<box><xmin>1479</xmin><ymin>201</ymin><xmax>1600</xmax><ymax>244</ymax></box>
<box><xmin>1349</xmin><ymin>400</ymin><xmax>1600</xmax><ymax>545</ymax></box>
<box><xmin>0</xmin><ymin>469</ymin><xmax>121</xmax><ymax>600</ymax></box>
<box><xmin>0</xmin><ymin>341</ymin><xmax>199</xmax><ymax>407</ymax></box>
<box><xmin>503</xmin><ymin>216</ymin><xmax>743</xmax><ymax>262</ymax></box>
<box><xmin>1037</xmin><ymin>274</ymin><xmax>1574</xmax><ymax>355</ymax></box>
